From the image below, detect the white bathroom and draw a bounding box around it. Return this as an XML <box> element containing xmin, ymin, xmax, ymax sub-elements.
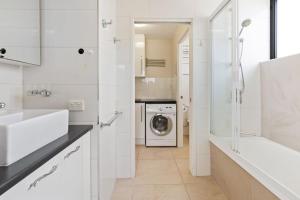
<box><xmin>0</xmin><ymin>0</ymin><xmax>300</xmax><ymax>199</ymax></box>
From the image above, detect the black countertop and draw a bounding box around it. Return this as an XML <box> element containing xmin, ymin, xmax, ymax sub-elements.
<box><xmin>0</xmin><ymin>125</ymin><xmax>93</xmax><ymax>196</ymax></box>
<box><xmin>135</xmin><ymin>99</ymin><xmax>177</xmax><ymax>104</ymax></box>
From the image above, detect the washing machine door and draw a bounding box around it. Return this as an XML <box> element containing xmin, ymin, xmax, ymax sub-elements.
<box><xmin>150</xmin><ymin>114</ymin><xmax>173</xmax><ymax>136</ymax></box>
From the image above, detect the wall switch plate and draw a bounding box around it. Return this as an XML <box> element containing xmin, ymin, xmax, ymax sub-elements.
<box><xmin>68</xmin><ymin>100</ymin><xmax>85</xmax><ymax>111</ymax></box>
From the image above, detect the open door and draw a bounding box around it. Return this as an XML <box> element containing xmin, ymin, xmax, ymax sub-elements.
<box><xmin>177</xmin><ymin>34</ymin><xmax>190</xmax><ymax>148</ymax></box>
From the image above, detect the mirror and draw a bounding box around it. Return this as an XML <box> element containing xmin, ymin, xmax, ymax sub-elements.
<box><xmin>0</xmin><ymin>0</ymin><xmax>41</xmax><ymax>66</ymax></box>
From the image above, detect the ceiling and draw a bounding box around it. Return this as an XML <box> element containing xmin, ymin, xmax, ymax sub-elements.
<box><xmin>135</xmin><ymin>23</ymin><xmax>189</xmax><ymax>39</ymax></box>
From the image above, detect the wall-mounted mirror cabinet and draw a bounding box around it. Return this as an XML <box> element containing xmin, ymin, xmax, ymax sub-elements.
<box><xmin>0</xmin><ymin>0</ymin><xmax>41</xmax><ymax>66</ymax></box>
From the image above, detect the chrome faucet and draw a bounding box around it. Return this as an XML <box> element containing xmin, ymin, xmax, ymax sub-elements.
<box><xmin>0</xmin><ymin>102</ymin><xmax>6</xmax><ymax>109</ymax></box>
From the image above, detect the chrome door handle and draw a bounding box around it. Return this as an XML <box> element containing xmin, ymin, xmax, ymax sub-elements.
<box><xmin>102</xmin><ymin>19</ymin><xmax>112</xmax><ymax>28</ymax></box>
<box><xmin>28</xmin><ymin>165</ymin><xmax>58</xmax><ymax>190</ymax></box>
<box><xmin>64</xmin><ymin>146</ymin><xmax>80</xmax><ymax>160</ymax></box>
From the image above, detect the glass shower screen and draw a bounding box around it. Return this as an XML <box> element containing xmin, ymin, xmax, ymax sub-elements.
<box><xmin>210</xmin><ymin>2</ymin><xmax>234</xmax><ymax>138</ymax></box>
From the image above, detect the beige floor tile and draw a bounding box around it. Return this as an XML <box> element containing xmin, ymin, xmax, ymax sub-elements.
<box><xmin>185</xmin><ymin>180</ymin><xmax>228</xmax><ymax>200</ymax></box>
<box><xmin>134</xmin><ymin>160</ymin><xmax>183</xmax><ymax>185</ymax></box>
<box><xmin>111</xmin><ymin>181</ymin><xmax>133</xmax><ymax>200</ymax></box>
<box><xmin>132</xmin><ymin>184</ymin><xmax>189</xmax><ymax>200</ymax></box>
<box><xmin>112</xmin><ymin>139</ymin><xmax>229</xmax><ymax>200</ymax></box>
<box><xmin>115</xmin><ymin>178</ymin><xmax>135</xmax><ymax>187</ymax></box>
<box><xmin>155</xmin><ymin>184</ymin><xmax>190</xmax><ymax>200</ymax></box>
<box><xmin>136</xmin><ymin>145</ymin><xmax>144</xmax><ymax>157</ymax></box>
<box><xmin>183</xmin><ymin>135</ymin><xmax>189</xmax><ymax>146</ymax></box>
<box><xmin>132</xmin><ymin>185</ymin><xmax>156</xmax><ymax>200</ymax></box>
<box><xmin>171</xmin><ymin>146</ymin><xmax>189</xmax><ymax>159</ymax></box>
<box><xmin>137</xmin><ymin>147</ymin><xmax>174</xmax><ymax>160</ymax></box>
<box><xmin>176</xmin><ymin>159</ymin><xmax>211</xmax><ymax>184</ymax></box>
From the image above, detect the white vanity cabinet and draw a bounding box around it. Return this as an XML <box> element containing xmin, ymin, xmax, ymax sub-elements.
<box><xmin>0</xmin><ymin>133</ymin><xmax>91</xmax><ymax>200</ymax></box>
<box><xmin>135</xmin><ymin>103</ymin><xmax>145</xmax><ymax>145</ymax></box>
<box><xmin>135</xmin><ymin>34</ymin><xmax>146</xmax><ymax>77</ymax></box>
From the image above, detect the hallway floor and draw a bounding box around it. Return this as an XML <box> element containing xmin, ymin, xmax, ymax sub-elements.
<box><xmin>112</xmin><ymin>136</ymin><xmax>228</xmax><ymax>200</ymax></box>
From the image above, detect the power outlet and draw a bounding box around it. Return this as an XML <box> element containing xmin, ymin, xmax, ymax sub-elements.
<box><xmin>68</xmin><ymin>100</ymin><xmax>85</xmax><ymax>111</ymax></box>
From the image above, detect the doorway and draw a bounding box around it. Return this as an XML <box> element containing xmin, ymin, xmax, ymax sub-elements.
<box><xmin>132</xmin><ymin>21</ymin><xmax>194</xmax><ymax>178</ymax></box>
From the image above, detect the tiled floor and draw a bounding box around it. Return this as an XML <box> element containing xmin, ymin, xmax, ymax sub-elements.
<box><xmin>112</xmin><ymin>136</ymin><xmax>228</xmax><ymax>200</ymax></box>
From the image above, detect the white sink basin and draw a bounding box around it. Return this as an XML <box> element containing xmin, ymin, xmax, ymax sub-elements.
<box><xmin>0</xmin><ymin>109</ymin><xmax>69</xmax><ymax>166</ymax></box>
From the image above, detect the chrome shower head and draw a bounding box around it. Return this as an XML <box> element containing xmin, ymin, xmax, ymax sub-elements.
<box><xmin>239</xmin><ymin>19</ymin><xmax>252</xmax><ymax>36</ymax></box>
<box><xmin>241</xmin><ymin>19</ymin><xmax>252</xmax><ymax>28</ymax></box>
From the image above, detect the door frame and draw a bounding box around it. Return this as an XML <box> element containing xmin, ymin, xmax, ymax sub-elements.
<box><xmin>131</xmin><ymin>18</ymin><xmax>202</xmax><ymax>177</ymax></box>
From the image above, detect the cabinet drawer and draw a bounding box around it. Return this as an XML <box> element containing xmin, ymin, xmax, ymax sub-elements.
<box><xmin>0</xmin><ymin>153</ymin><xmax>61</xmax><ymax>200</ymax></box>
<box><xmin>0</xmin><ymin>133</ymin><xmax>91</xmax><ymax>200</ymax></box>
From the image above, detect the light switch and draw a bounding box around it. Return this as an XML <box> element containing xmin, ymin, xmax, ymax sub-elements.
<box><xmin>68</xmin><ymin>100</ymin><xmax>85</xmax><ymax>111</ymax></box>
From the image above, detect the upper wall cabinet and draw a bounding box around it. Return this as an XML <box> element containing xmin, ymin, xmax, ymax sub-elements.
<box><xmin>0</xmin><ymin>0</ymin><xmax>41</xmax><ymax>66</ymax></box>
<box><xmin>135</xmin><ymin>34</ymin><xmax>146</xmax><ymax>77</ymax></box>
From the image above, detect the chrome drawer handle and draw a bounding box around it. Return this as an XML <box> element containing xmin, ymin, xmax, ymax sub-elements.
<box><xmin>64</xmin><ymin>146</ymin><xmax>80</xmax><ymax>160</ymax></box>
<box><xmin>28</xmin><ymin>165</ymin><xmax>58</xmax><ymax>190</ymax></box>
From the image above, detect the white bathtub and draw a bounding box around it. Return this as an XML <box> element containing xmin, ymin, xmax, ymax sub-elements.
<box><xmin>210</xmin><ymin>136</ymin><xmax>300</xmax><ymax>200</ymax></box>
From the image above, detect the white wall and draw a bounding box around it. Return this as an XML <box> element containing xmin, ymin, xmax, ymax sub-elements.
<box><xmin>261</xmin><ymin>54</ymin><xmax>300</xmax><ymax>152</ymax></box>
<box><xmin>22</xmin><ymin>0</ymin><xmax>99</xmax><ymax>199</ymax></box>
<box><xmin>115</xmin><ymin>0</ymin><xmax>223</xmax><ymax>178</ymax></box>
<box><xmin>98</xmin><ymin>0</ymin><xmax>118</xmax><ymax>199</ymax></box>
<box><xmin>238</xmin><ymin>0</ymin><xmax>270</xmax><ymax>136</ymax></box>
<box><xmin>0</xmin><ymin>64</ymin><xmax>23</xmax><ymax>111</ymax></box>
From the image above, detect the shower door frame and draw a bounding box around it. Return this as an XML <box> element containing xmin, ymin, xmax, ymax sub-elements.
<box><xmin>209</xmin><ymin>0</ymin><xmax>241</xmax><ymax>152</ymax></box>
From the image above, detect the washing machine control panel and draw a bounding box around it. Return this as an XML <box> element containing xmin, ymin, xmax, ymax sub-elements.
<box><xmin>146</xmin><ymin>104</ymin><xmax>176</xmax><ymax>114</ymax></box>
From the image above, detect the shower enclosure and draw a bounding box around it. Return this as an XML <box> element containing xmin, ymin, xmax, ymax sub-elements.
<box><xmin>210</xmin><ymin>0</ymin><xmax>240</xmax><ymax>151</ymax></box>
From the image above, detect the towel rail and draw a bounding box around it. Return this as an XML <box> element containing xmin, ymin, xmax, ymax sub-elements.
<box><xmin>100</xmin><ymin>111</ymin><xmax>123</xmax><ymax>128</ymax></box>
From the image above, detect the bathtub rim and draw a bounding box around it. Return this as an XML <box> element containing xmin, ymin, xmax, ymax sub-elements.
<box><xmin>210</xmin><ymin>135</ymin><xmax>300</xmax><ymax>200</ymax></box>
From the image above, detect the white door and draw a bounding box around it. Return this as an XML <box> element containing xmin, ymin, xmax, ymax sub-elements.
<box><xmin>98</xmin><ymin>0</ymin><xmax>117</xmax><ymax>198</ymax></box>
<box><xmin>177</xmin><ymin>34</ymin><xmax>190</xmax><ymax>147</ymax></box>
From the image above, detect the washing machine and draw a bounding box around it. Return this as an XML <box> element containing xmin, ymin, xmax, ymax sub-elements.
<box><xmin>146</xmin><ymin>103</ymin><xmax>177</xmax><ymax>147</ymax></box>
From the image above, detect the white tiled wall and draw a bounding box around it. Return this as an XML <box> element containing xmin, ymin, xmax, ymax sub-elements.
<box><xmin>115</xmin><ymin>0</ymin><xmax>223</xmax><ymax>178</ymax></box>
<box><xmin>0</xmin><ymin>63</ymin><xmax>23</xmax><ymax>111</ymax></box>
<box><xmin>98</xmin><ymin>0</ymin><xmax>119</xmax><ymax>199</ymax></box>
<box><xmin>190</xmin><ymin>19</ymin><xmax>211</xmax><ymax>175</ymax></box>
<box><xmin>135</xmin><ymin>77</ymin><xmax>176</xmax><ymax>99</ymax></box>
<box><xmin>22</xmin><ymin>1</ymin><xmax>99</xmax><ymax>199</ymax></box>
<box><xmin>23</xmin><ymin>1</ymin><xmax>98</xmax><ymax>122</ymax></box>
<box><xmin>261</xmin><ymin>54</ymin><xmax>300</xmax><ymax>152</ymax></box>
